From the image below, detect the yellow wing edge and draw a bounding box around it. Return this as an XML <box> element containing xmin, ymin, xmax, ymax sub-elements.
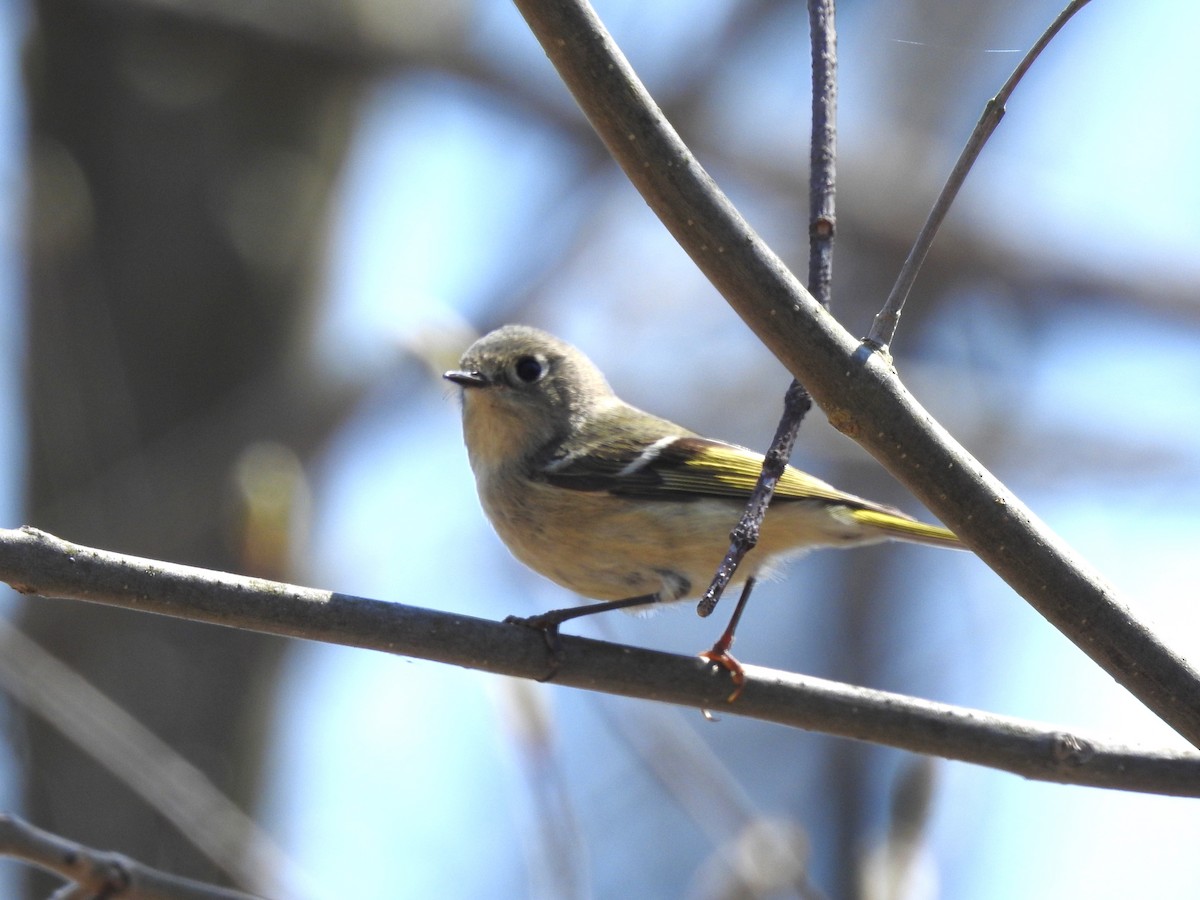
<box><xmin>849</xmin><ymin>509</ymin><xmax>961</xmax><ymax>549</ymax></box>
<box><xmin>684</xmin><ymin>443</ymin><xmax>853</xmax><ymax>504</ymax></box>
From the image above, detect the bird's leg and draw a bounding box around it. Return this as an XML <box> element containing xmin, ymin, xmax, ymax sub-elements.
<box><xmin>507</xmin><ymin>593</ymin><xmax>660</xmax><ymax>632</ymax></box>
<box><xmin>698</xmin><ymin>576</ymin><xmax>757</xmax><ymax>702</ymax></box>
<box><xmin>505</xmin><ymin>593</ymin><xmax>660</xmax><ymax>681</ymax></box>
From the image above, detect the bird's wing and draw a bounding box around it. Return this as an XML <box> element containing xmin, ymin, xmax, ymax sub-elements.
<box><xmin>540</xmin><ymin>434</ymin><xmax>859</xmax><ymax>505</ymax></box>
<box><xmin>540</xmin><ymin>431</ymin><xmax>961</xmax><ymax>547</ymax></box>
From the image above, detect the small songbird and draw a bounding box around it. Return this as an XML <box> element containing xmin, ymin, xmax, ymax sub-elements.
<box><xmin>444</xmin><ymin>325</ymin><xmax>960</xmax><ymax>648</ymax></box>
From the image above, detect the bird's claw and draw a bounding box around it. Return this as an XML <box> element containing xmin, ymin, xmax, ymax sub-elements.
<box><xmin>699</xmin><ymin>647</ymin><xmax>746</xmax><ymax>703</ymax></box>
<box><xmin>504</xmin><ymin>614</ymin><xmax>566</xmax><ymax>682</ymax></box>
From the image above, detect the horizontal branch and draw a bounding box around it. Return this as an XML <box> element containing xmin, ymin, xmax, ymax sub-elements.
<box><xmin>509</xmin><ymin>0</ymin><xmax>1200</xmax><ymax>749</ymax></box>
<box><xmin>2</xmin><ymin>527</ymin><xmax>1199</xmax><ymax>798</ymax></box>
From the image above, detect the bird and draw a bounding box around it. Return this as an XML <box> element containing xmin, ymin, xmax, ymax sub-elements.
<box><xmin>445</xmin><ymin>324</ymin><xmax>960</xmax><ymax>695</ymax></box>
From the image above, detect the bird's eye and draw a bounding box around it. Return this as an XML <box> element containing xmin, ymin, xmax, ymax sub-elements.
<box><xmin>514</xmin><ymin>355</ymin><xmax>545</xmax><ymax>383</ymax></box>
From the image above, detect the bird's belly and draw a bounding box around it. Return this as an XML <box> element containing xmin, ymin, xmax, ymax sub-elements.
<box><xmin>480</xmin><ymin>479</ymin><xmax>743</xmax><ymax>603</ymax></box>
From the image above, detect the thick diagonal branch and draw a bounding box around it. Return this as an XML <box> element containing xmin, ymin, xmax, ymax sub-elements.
<box><xmin>508</xmin><ymin>0</ymin><xmax>1200</xmax><ymax>749</ymax></box>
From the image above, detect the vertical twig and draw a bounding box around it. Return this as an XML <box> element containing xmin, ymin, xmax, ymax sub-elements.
<box><xmin>865</xmin><ymin>0</ymin><xmax>1094</xmax><ymax>352</ymax></box>
<box><xmin>807</xmin><ymin>0</ymin><xmax>837</xmax><ymax>309</ymax></box>
<box><xmin>697</xmin><ymin>0</ymin><xmax>836</xmax><ymax>618</ymax></box>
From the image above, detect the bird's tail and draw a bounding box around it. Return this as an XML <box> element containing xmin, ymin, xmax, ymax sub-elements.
<box><xmin>847</xmin><ymin>508</ymin><xmax>962</xmax><ymax>549</ymax></box>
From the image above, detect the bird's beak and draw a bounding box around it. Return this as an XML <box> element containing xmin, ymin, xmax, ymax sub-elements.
<box><xmin>444</xmin><ymin>369</ymin><xmax>489</xmax><ymax>388</ymax></box>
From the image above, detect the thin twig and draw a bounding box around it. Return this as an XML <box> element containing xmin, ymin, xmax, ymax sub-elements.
<box><xmin>696</xmin><ymin>0</ymin><xmax>835</xmax><ymax>618</ymax></box>
<box><xmin>866</xmin><ymin>0</ymin><xmax>1094</xmax><ymax>351</ymax></box>
<box><xmin>0</xmin><ymin>619</ymin><xmax>312</xmax><ymax>899</ymax></box>
<box><xmin>696</xmin><ymin>382</ymin><xmax>811</xmax><ymax>619</ymax></box>
<box><xmin>806</xmin><ymin>0</ymin><xmax>837</xmax><ymax>309</ymax></box>
<box><xmin>0</xmin><ymin>813</ymin><xmax>260</xmax><ymax>900</ymax></box>
<box><xmin>3</xmin><ymin>527</ymin><xmax>1200</xmax><ymax>796</ymax></box>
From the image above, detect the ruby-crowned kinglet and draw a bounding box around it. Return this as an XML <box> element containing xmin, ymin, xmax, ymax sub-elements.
<box><xmin>445</xmin><ymin>325</ymin><xmax>960</xmax><ymax>622</ymax></box>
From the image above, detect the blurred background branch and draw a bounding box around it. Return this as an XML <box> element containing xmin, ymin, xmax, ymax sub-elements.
<box><xmin>0</xmin><ymin>812</ymin><xmax>260</xmax><ymax>899</ymax></box>
<box><xmin>0</xmin><ymin>616</ymin><xmax>311</xmax><ymax>897</ymax></box>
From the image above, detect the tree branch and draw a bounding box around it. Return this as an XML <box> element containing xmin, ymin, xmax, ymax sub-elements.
<box><xmin>806</xmin><ymin>0</ymin><xmax>837</xmax><ymax>308</ymax></box>
<box><xmin>697</xmin><ymin>0</ymin><xmax>835</xmax><ymax>619</ymax></box>
<box><xmin>2</xmin><ymin>527</ymin><xmax>1200</xmax><ymax>797</ymax></box>
<box><xmin>507</xmin><ymin>0</ymin><xmax>1200</xmax><ymax>749</ymax></box>
<box><xmin>0</xmin><ymin>618</ymin><xmax>306</xmax><ymax>897</ymax></box>
<box><xmin>0</xmin><ymin>813</ymin><xmax>260</xmax><ymax>900</ymax></box>
<box><xmin>866</xmin><ymin>0</ymin><xmax>1095</xmax><ymax>350</ymax></box>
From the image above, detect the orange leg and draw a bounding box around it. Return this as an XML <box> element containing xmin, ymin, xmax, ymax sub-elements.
<box><xmin>698</xmin><ymin>576</ymin><xmax>757</xmax><ymax>702</ymax></box>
